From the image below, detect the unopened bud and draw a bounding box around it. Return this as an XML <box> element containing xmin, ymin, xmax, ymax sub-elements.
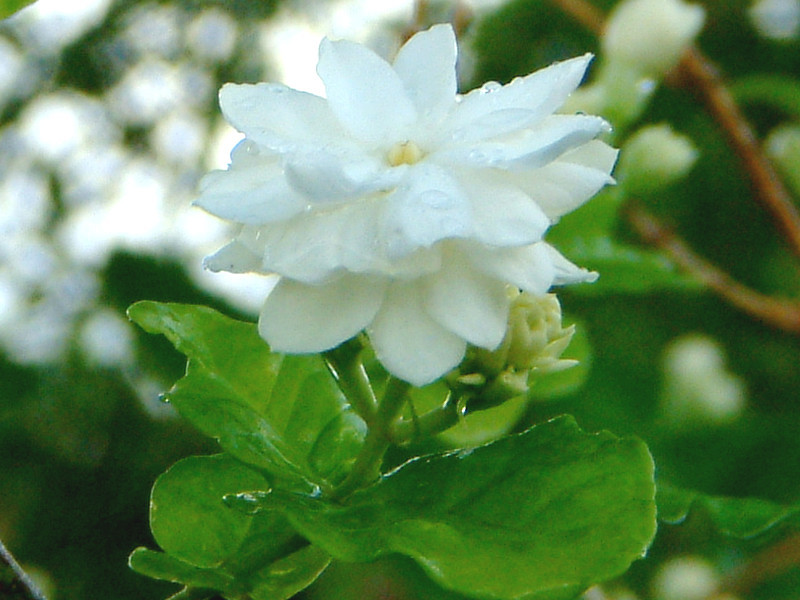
<box><xmin>449</xmin><ymin>291</ymin><xmax>577</xmax><ymax>411</ymax></box>
<box><xmin>603</xmin><ymin>0</ymin><xmax>705</xmax><ymax>77</ymax></box>
<box><xmin>766</xmin><ymin>124</ymin><xmax>800</xmax><ymax>197</ymax></box>
<box><xmin>749</xmin><ymin>0</ymin><xmax>800</xmax><ymax>41</ymax></box>
<box><xmin>652</xmin><ymin>556</ymin><xmax>719</xmax><ymax>600</ymax></box>
<box><xmin>618</xmin><ymin>124</ymin><xmax>698</xmax><ymax>194</ymax></box>
<box><xmin>661</xmin><ymin>334</ymin><xmax>746</xmax><ymax>427</ymax></box>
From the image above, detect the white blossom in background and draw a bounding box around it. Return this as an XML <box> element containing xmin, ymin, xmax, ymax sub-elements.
<box><xmin>195</xmin><ymin>24</ymin><xmax>618</xmax><ymax>385</ymax></box>
<box><xmin>661</xmin><ymin>334</ymin><xmax>746</xmax><ymax>427</ymax></box>
<box><xmin>603</xmin><ymin>0</ymin><xmax>705</xmax><ymax>77</ymax></box>
<box><xmin>749</xmin><ymin>0</ymin><xmax>800</xmax><ymax>40</ymax></box>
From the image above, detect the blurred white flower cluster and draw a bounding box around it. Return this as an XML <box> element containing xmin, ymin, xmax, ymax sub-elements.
<box><xmin>198</xmin><ymin>24</ymin><xmax>617</xmax><ymax>385</ymax></box>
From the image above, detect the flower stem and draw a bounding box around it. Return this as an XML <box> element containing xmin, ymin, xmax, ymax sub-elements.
<box><xmin>0</xmin><ymin>539</ymin><xmax>47</xmax><ymax>600</ymax></box>
<box><xmin>322</xmin><ymin>339</ymin><xmax>377</xmax><ymax>426</ymax></box>
<box><xmin>391</xmin><ymin>392</ymin><xmax>462</xmax><ymax>444</ymax></box>
<box><xmin>329</xmin><ymin>376</ymin><xmax>411</xmax><ymax>501</ymax></box>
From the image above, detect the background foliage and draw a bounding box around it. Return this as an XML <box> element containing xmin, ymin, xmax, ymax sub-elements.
<box><xmin>1</xmin><ymin>0</ymin><xmax>800</xmax><ymax>599</ymax></box>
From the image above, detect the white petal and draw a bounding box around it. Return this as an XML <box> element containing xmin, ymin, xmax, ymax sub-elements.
<box><xmin>368</xmin><ymin>281</ymin><xmax>466</xmax><ymax>386</ymax></box>
<box><xmin>317</xmin><ymin>37</ymin><xmax>417</xmax><ymax>144</ymax></box>
<box><xmin>259</xmin><ymin>274</ymin><xmax>387</xmax><ymax>352</ymax></box>
<box><xmin>381</xmin><ymin>163</ymin><xmax>473</xmax><ymax>259</ymax></box>
<box><xmin>257</xmin><ymin>202</ymin><xmax>384</xmax><ymax>283</ymax></box>
<box><xmin>393</xmin><ymin>24</ymin><xmax>457</xmax><ymax>125</ymax></box>
<box><xmin>544</xmin><ymin>244</ymin><xmax>598</xmax><ymax>285</ymax></box>
<box><xmin>463</xmin><ymin>243</ymin><xmax>556</xmax><ymax>295</ymax></box>
<box><xmin>195</xmin><ymin>162</ymin><xmax>305</xmax><ymax>225</ymax></box>
<box><xmin>444</xmin><ymin>54</ymin><xmax>593</xmax><ymax>144</ymax></box>
<box><xmin>204</xmin><ymin>239</ymin><xmax>263</xmax><ymax>274</ymax></box>
<box><xmin>284</xmin><ymin>149</ymin><xmax>395</xmax><ymax>204</ymax></box>
<box><xmin>461</xmin><ymin>170</ymin><xmax>550</xmax><ymax>247</ymax></box>
<box><xmin>219</xmin><ymin>83</ymin><xmax>343</xmax><ymax>150</ymax></box>
<box><xmin>440</xmin><ymin>114</ymin><xmax>609</xmax><ymax>171</ymax></box>
<box><xmin>422</xmin><ymin>251</ymin><xmax>509</xmax><ymax>349</ymax></box>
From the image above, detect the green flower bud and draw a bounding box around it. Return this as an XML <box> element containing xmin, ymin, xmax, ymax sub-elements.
<box><xmin>603</xmin><ymin>0</ymin><xmax>705</xmax><ymax>78</ymax></box>
<box><xmin>766</xmin><ymin>124</ymin><xmax>800</xmax><ymax>197</ymax></box>
<box><xmin>448</xmin><ymin>291</ymin><xmax>577</xmax><ymax>412</ymax></box>
<box><xmin>618</xmin><ymin>124</ymin><xmax>699</xmax><ymax>194</ymax></box>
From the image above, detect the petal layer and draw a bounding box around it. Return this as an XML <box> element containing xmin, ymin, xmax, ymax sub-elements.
<box><xmin>259</xmin><ymin>274</ymin><xmax>387</xmax><ymax>352</ymax></box>
<box><xmin>368</xmin><ymin>281</ymin><xmax>466</xmax><ymax>386</ymax></box>
<box><xmin>317</xmin><ymin>37</ymin><xmax>416</xmax><ymax>144</ymax></box>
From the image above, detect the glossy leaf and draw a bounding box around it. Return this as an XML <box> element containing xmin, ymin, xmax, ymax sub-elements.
<box><xmin>248</xmin><ymin>545</ymin><xmax>331</xmax><ymax>600</ymax></box>
<box><xmin>128</xmin><ymin>548</ymin><xmax>237</xmax><ymax>593</ymax></box>
<box><xmin>658</xmin><ymin>483</ymin><xmax>800</xmax><ymax>538</ymax></box>
<box><xmin>271</xmin><ymin>416</ymin><xmax>657</xmax><ymax>600</ymax></box>
<box><xmin>127</xmin><ymin>302</ymin><xmax>365</xmax><ymax>490</ymax></box>
<box><xmin>149</xmin><ymin>454</ymin><xmax>274</xmax><ymax>568</ymax></box>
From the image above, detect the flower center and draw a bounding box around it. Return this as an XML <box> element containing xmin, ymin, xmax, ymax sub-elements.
<box><xmin>387</xmin><ymin>140</ymin><xmax>424</xmax><ymax>167</ymax></box>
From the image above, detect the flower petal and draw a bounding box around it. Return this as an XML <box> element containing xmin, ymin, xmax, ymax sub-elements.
<box><xmin>392</xmin><ymin>24</ymin><xmax>457</xmax><ymax>126</ymax></box>
<box><xmin>195</xmin><ymin>161</ymin><xmax>305</xmax><ymax>225</ymax></box>
<box><xmin>204</xmin><ymin>239</ymin><xmax>263</xmax><ymax>274</ymax></box>
<box><xmin>219</xmin><ymin>83</ymin><xmax>344</xmax><ymax>150</ymax></box>
<box><xmin>508</xmin><ymin>141</ymin><xmax>617</xmax><ymax>220</ymax></box>
<box><xmin>317</xmin><ymin>37</ymin><xmax>416</xmax><ymax>144</ymax></box>
<box><xmin>284</xmin><ymin>148</ymin><xmax>396</xmax><ymax>204</ymax></box>
<box><xmin>381</xmin><ymin>163</ymin><xmax>473</xmax><ymax>259</ymax></box>
<box><xmin>461</xmin><ymin>170</ymin><xmax>550</xmax><ymax>246</ymax></box>
<box><xmin>463</xmin><ymin>242</ymin><xmax>556</xmax><ymax>295</ymax></box>
<box><xmin>440</xmin><ymin>114</ymin><xmax>609</xmax><ymax>171</ymax></box>
<box><xmin>259</xmin><ymin>274</ymin><xmax>387</xmax><ymax>352</ymax></box>
<box><xmin>444</xmin><ymin>54</ymin><xmax>593</xmax><ymax>144</ymax></box>
<box><xmin>544</xmin><ymin>243</ymin><xmax>598</xmax><ymax>285</ymax></box>
<box><xmin>422</xmin><ymin>250</ymin><xmax>509</xmax><ymax>349</ymax></box>
<box><xmin>257</xmin><ymin>200</ymin><xmax>442</xmax><ymax>283</ymax></box>
<box><xmin>368</xmin><ymin>281</ymin><xmax>466</xmax><ymax>386</ymax></box>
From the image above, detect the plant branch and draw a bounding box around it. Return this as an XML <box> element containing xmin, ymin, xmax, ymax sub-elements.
<box><xmin>626</xmin><ymin>203</ymin><xmax>800</xmax><ymax>333</ymax></box>
<box><xmin>674</xmin><ymin>48</ymin><xmax>800</xmax><ymax>260</ymax></box>
<box><xmin>549</xmin><ymin>0</ymin><xmax>800</xmax><ymax>260</ymax></box>
<box><xmin>548</xmin><ymin>0</ymin><xmax>604</xmax><ymax>35</ymax></box>
<box><xmin>723</xmin><ymin>532</ymin><xmax>800</xmax><ymax>595</ymax></box>
<box><xmin>329</xmin><ymin>376</ymin><xmax>411</xmax><ymax>501</ymax></box>
<box><xmin>322</xmin><ymin>340</ymin><xmax>377</xmax><ymax>427</ymax></box>
<box><xmin>0</xmin><ymin>539</ymin><xmax>47</xmax><ymax>600</ymax></box>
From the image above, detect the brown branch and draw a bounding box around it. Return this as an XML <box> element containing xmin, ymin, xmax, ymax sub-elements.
<box><xmin>549</xmin><ymin>0</ymin><xmax>800</xmax><ymax>260</ymax></box>
<box><xmin>548</xmin><ymin>0</ymin><xmax>604</xmax><ymax>35</ymax></box>
<box><xmin>675</xmin><ymin>48</ymin><xmax>800</xmax><ymax>260</ymax></box>
<box><xmin>723</xmin><ymin>532</ymin><xmax>800</xmax><ymax>595</ymax></box>
<box><xmin>626</xmin><ymin>203</ymin><xmax>800</xmax><ymax>333</ymax></box>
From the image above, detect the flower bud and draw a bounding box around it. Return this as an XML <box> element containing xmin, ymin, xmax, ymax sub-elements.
<box><xmin>661</xmin><ymin>334</ymin><xmax>746</xmax><ymax>427</ymax></box>
<box><xmin>618</xmin><ymin>124</ymin><xmax>698</xmax><ymax>194</ymax></box>
<box><xmin>749</xmin><ymin>0</ymin><xmax>800</xmax><ymax>41</ymax></box>
<box><xmin>449</xmin><ymin>291</ymin><xmax>577</xmax><ymax>411</ymax></box>
<box><xmin>603</xmin><ymin>0</ymin><xmax>706</xmax><ymax>77</ymax></box>
<box><xmin>651</xmin><ymin>556</ymin><xmax>719</xmax><ymax>600</ymax></box>
<box><xmin>766</xmin><ymin>124</ymin><xmax>800</xmax><ymax>197</ymax></box>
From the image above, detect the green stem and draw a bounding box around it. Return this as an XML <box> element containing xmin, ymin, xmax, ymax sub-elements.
<box><xmin>322</xmin><ymin>339</ymin><xmax>377</xmax><ymax>426</ymax></box>
<box><xmin>391</xmin><ymin>392</ymin><xmax>462</xmax><ymax>443</ymax></box>
<box><xmin>329</xmin><ymin>376</ymin><xmax>411</xmax><ymax>501</ymax></box>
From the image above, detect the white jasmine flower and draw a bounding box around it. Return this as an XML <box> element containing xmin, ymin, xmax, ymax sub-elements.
<box><xmin>196</xmin><ymin>24</ymin><xmax>616</xmax><ymax>386</ymax></box>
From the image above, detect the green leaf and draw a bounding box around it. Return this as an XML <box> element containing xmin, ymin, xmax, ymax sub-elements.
<box><xmin>149</xmin><ymin>454</ymin><xmax>274</xmax><ymax>569</ymax></box>
<box><xmin>658</xmin><ymin>483</ymin><xmax>800</xmax><ymax>538</ymax></box>
<box><xmin>128</xmin><ymin>548</ymin><xmax>237</xmax><ymax>592</ymax></box>
<box><xmin>0</xmin><ymin>0</ymin><xmax>35</xmax><ymax>21</ymax></box>
<box><xmin>272</xmin><ymin>416</ymin><xmax>656</xmax><ymax>600</ymax></box>
<box><xmin>568</xmin><ymin>238</ymin><xmax>699</xmax><ymax>294</ymax></box>
<box><xmin>127</xmin><ymin>302</ymin><xmax>365</xmax><ymax>490</ymax></box>
<box><xmin>249</xmin><ymin>545</ymin><xmax>331</xmax><ymax>600</ymax></box>
<box><xmin>731</xmin><ymin>75</ymin><xmax>800</xmax><ymax>122</ymax></box>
